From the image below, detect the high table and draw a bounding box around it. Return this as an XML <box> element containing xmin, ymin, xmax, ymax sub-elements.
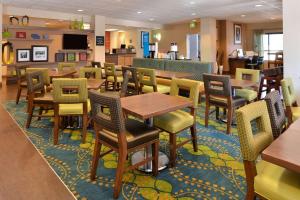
<box><xmin>262</xmin><ymin>118</ymin><xmax>300</xmax><ymax>173</ymax></box>
<box><xmin>121</xmin><ymin>92</ymin><xmax>192</xmax><ymax>172</ymax></box>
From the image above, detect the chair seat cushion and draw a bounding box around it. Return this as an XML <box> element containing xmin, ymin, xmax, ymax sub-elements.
<box><xmin>235</xmin><ymin>89</ymin><xmax>257</xmax><ymax>101</ymax></box>
<box><xmin>59</xmin><ymin>99</ymin><xmax>91</xmax><ymax>115</ymax></box>
<box><xmin>291</xmin><ymin>107</ymin><xmax>300</xmax><ymax>121</ymax></box>
<box><xmin>255</xmin><ymin>160</ymin><xmax>300</xmax><ymax>200</ymax></box>
<box><xmin>154</xmin><ymin>110</ymin><xmax>194</xmax><ymax>133</ymax></box>
<box><xmin>107</xmin><ymin>75</ymin><xmax>123</xmax><ymax>83</ymax></box>
<box><xmin>142</xmin><ymin>84</ymin><xmax>170</xmax><ymax>94</ymax></box>
<box><xmin>99</xmin><ymin>119</ymin><xmax>159</xmax><ymax>149</ymax></box>
<box><xmin>209</xmin><ymin>96</ymin><xmax>246</xmax><ymax>108</ymax></box>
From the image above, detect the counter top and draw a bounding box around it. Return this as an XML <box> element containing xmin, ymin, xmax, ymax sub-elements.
<box><xmin>106</xmin><ymin>53</ymin><xmax>136</xmax><ymax>55</ymax></box>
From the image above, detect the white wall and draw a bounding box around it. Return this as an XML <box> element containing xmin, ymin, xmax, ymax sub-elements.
<box><xmin>283</xmin><ymin>0</ymin><xmax>300</xmax><ymax>101</ymax></box>
<box><xmin>94</xmin><ymin>15</ymin><xmax>106</xmax><ymax>63</ymax></box>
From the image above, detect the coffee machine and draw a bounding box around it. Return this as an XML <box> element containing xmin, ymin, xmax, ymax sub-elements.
<box><xmin>168</xmin><ymin>43</ymin><xmax>178</xmax><ymax>60</ymax></box>
<box><xmin>149</xmin><ymin>42</ymin><xmax>158</xmax><ymax>59</ymax></box>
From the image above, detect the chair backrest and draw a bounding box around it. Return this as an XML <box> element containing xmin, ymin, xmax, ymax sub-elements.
<box><xmin>236</xmin><ymin>101</ymin><xmax>273</xmax><ymax>161</ymax></box>
<box><xmin>203</xmin><ymin>73</ymin><xmax>232</xmax><ymax>98</ymax></box>
<box><xmin>137</xmin><ymin>67</ymin><xmax>157</xmax><ymax>87</ymax></box>
<box><xmin>26</xmin><ymin>68</ymin><xmax>50</xmax><ymax>85</ymax></box>
<box><xmin>79</xmin><ymin>67</ymin><xmax>101</xmax><ymax>79</ymax></box>
<box><xmin>58</xmin><ymin>62</ymin><xmax>76</xmax><ymax>72</ymax></box>
<box><xmin>236</xmin><ymin>68</ymin><xmax>260</xmax><ymax>83</ymax></box>
<box><xmin>104</xmin><ymin>63</ymin><xmax>116</xmax><ymax>77</ymax></box>
<box><xmin>91</xmin><ymin>61</ymin><xmax>101</xmax><ymax>68</ymax></box>
<box><xmin>26</xmin><ymin>71</ymin><xmax>45</xmax><ymax>94</ymax></box>
<box><xmin>53</xmin><ymin>78</ymin><xmax>88</xmax><ymax>103</ymax></box>
<box><xmin>15</xmin><ymin>65</ymin><xmax>28</xmax><ymax>82</ymax></box>
<box><xmin>264</xmin><ymin>91</ymin><xmax>286</xmax><ymax>138</ymax></box>
<box><xmin>170</xmin><ymin>78</ymin><xmax>200</xmax><ymax>108</ymax></box>
<box><xmin>122</xmin><ymin>66</ymin><xmax>139</xmax><ymax>95</ymax></box>
<box><xmin>89</xmin><ymin>90</ymin><xmax>125</xmax><ymax>134</ymax></box>
<box><xmin>281</xmin><ymin>78</ymin><xmax>297</xmax><ymax>106</ymax></box>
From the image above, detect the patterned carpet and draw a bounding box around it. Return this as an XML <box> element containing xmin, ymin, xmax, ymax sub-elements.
<box><xmin>3</xmin><ymin>100</ymin><xmax>246</xmax><ymax>200</ymax></box>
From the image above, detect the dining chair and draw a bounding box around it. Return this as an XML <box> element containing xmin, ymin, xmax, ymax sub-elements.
<box><xmin>26</xmin><ymin>68</ymin><xmax>51</xmax><ymax>91</ymax></box>
<box><xmin>235</xmin><ymin>68</ymin><xmax>260</xmax><ymax>102</ymax></box>
<box><xmin>121</xmin><ymin>66</ymin><xmax>139</xmax><ymax>96</ymax></box>
<box><xmin>89</xmin><ymin>91</ymin><xmax>159</xmax><ymax>198</ymax></box>
<box><xmin>104</xmin><ymin>63</ymin><xmax>123</xmax><ymax>91</ymax></box>
<box><xmin>15</xmin><ymin>65</ymin><xmax>28</xmax><ymax>104</ymax></box>
<box><xmin>137</xmin><ymin>67</ymin><xmax>170</xmax><ymax>94</ymax></box>
<box><xmin>79</xmin><ymin>67</ymin><xmax>102</xmax><ymax>79</ymax></box>
<box><xmin>26</xmin><ymin>71</ymin><xmax>54</xmax><ymax>128</ymax></box>
<box><xmin>236</xmin><ymin>100</ymin><xmax>300</xmax><ymax>200</ymax></box>
<box><xmin>258</xmin><ymin>68</ymin><xmax>281</xmax><ymax>99</ymax></box>
<box><xmin>281</xmin><ymin>78</ymin><xmax>300</xmax><ymax>125</ymax></box>
<box><xmin>52</xmin><ymin>78</ymin><xmax>90</xmax><ymax>145</ymax></box>
<box><xmin>91</xmin><ymin>61</ymin><xmax>101</xmax><ymax>68</ymax></box>
<box><xmin>154</xmin><ymin>78</ymin><xmax>200</xmax><ymax>167</ymax></box>
<box><xmin>203</xmin><ymin>73</ymin><xmax>246</xmax><ymax>134</ymax></box>
<box><xmin>58</xmin><ymin>62</ymin><xmax>76</xmax><ymax>72</ymax></box>
<box><xmin>264</xmin><ymin>90</ymin><xmax>286</xmax><ymax>138</ymax></box>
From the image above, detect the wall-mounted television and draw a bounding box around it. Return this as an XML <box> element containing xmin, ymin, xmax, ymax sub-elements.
<box><xmin>63</xmin><ymin>34</ymin><xmax>88</xmax><ymax>50</ymax></box>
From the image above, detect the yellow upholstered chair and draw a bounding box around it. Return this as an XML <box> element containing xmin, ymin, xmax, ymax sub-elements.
<box><xmin>137</xmin><ymin>67</ymin><xmax>170</xmax><ymax>94</ymax></box>
<box><xmin>281</xmin><ymin>78</ymin><xmax>300</xmax><ymax>125</ymax></box>
<box><xmin>52</xmin><ymin>78</ymin><xmax>90</xmax><ymax>145</ymax></box>
<box><xmin>236</xmin><ymin>101</ymin><xmax>300</xmax><ymax>200</ymax></box>
<box><xmin>154</xmin><ymin>78</ymin><xmax>200</xmax><ymax>167</ymax></box>
<box><xmin>104</xmin><ymin>63</ymin><xmax>123</xmax><ymax>91</ymax></box>
<box><xmin>26</xmin><ymin>68</ymin><xmax>51</xmax><ymax>91</ymax></box>
<box><xmin>235</xmin><ymin>68</ymin><xmax>260</xmax><ymax>102</ymax></box>
<box><xmin>79</xmin><ymin>67</ymin><xmax>102</xmax><ymax>79</ymax></box>
<box><xmin>58</xmin><ymin>62</ymin><xmax>76</xmax><ymax>72</ymax></box>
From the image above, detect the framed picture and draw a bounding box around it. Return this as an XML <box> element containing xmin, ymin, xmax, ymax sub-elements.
<box><xmin>96</xmin><ymin>36</ymin><xmax>104</xmax><ymax>46</ymax></box>
<box><xmin>141</xmin><ymin>31</ymin><xmax>149</xmax><ymax>48</ymax></box>
<box><xmin>55</xmin><ymin>53</ymin><xmax>65</xmax><ymax>62</ymax></box>
<box><xmin>234</xmin><ymin>24</ymin><xmax>242</xmax><ymax>44</ymax></box>
<box><xmin>32</xmin><ymin>46</ymin><xmax>48</xmax><ymax>62</ymax></box>
<box><xmin>79</xmin><ymin>52</ymin><xmax>87</xmax><ymax>61</ymax></box>
<box><xmin>16</xmin><ymin>32</ymin><xmax>26</xmax><ymax>39</ymax></box>
<box><xmin>16</xmin><ymin>49</ymin><xmax>31</xmax><ymax>62</ymax></box>
<box><xmin>67</xmin><ymin>53</ymin><xmax>76</xmax><ymax>62</ymax></box>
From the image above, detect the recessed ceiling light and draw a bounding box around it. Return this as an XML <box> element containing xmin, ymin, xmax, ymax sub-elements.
<box><xmin>45</xmin><ymin>22</ymin><xmax>50</xmax><ymax>25</ymax></box>
<box><xmin>105</xmin><ymin>28</ymin><xmax>118</xmax><ymax>31</ymax></box>
<box><xmin>241</xmin><ymin>14</ymin><xmax>246</xmax><ymax>17</ymax></box>
<box><xmin>137</xmin><ymin>11</ymin><xmax>142</xmax><ymax>14</ymax></box>
<box><xmin>270</xmin><ymin>17</ymin><xmax>276</xmax><ymax>20</ymax></box>
<box><xmin>190</xmin><ymin>1</ymin><xmax>195</xmax><ymax>5</ymax></box>
<box><xmin>149</xmin><ymin>18</ymin><xmax>155</xmax><ymax>21</ymax></box>
<box><xmin>255</xmin><ymin>4</ymin><xmax>263</xmax><ymax>7</ymax></box>
<box><xmin>192</xmin><ymin>19</ymin><xmax>197</xmax><ymax>22</ymax></box>
<box><xmin>77</xmin><ymin>9</ymin><xmax>84</xmax><ymax>12</ymax></box>
<box><xmin>191</xmin><ymin>13</ymin><xmax>196</xmax><ymax>16</ymax></box>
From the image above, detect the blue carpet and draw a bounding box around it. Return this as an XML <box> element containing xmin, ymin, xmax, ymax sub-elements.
<box><xmin>4</xmin><ymin>100</ymin><xmax>246</xmax><ymax>200</ymax></box>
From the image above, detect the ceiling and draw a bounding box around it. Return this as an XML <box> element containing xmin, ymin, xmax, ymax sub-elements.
<box><xmin>2</xmin><ymin>0</ymin><xmax>282</xmax><ymax>24</ymax></box>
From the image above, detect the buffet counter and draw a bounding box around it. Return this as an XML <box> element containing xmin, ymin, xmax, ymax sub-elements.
<box><xmin>105</xmin><ymin>53</ymin><xmax>136</xmax><ymax>66</ymax></box>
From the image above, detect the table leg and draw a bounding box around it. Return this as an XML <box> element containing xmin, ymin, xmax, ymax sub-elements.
<box><xmin>131</xmin><ymin>117</ymin><xmax>169</xmax><ymax>172</ymax></box>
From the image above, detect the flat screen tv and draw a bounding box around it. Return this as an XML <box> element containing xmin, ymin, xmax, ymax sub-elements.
<box><xmin>63</xmin><ymin>34</ymin><xmax>88</xmax><ymax>50</ymax></box>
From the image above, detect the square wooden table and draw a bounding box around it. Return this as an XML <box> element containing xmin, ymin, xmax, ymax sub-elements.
<box><xmin>87</xmin><ymin>79</ymin><xmax>105</xmax><ymax>90</ymax></box>
<box><xmin>49</xmin><ymin>70</ymin><xmax>77</xmax><ymax>79</ymax></box>
<box><xmin>121</xmin><ymin>92</ymin><xmax>193</xmax><ymax>172</ymax></box>
<box><xmin>262</xmin><ymin>118</ymin><xmax>300</xmax><ymax>173</ymax></box>
<box><xmin>154</xmin><ymin>70</ymin><xmax>193</xmax><ymax>80</ymax></box>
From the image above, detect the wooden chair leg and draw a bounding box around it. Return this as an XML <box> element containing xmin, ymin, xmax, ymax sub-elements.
<box><xmin>113</xmin><ymin>81</ymin><xmax>117</xmax><ymax>91</ymax></box>
<box><xmin>38</xmin><ymin>106</ymin><xmax>43</xmax><ymax>121</ymax></box>
<box><xmin>216</xmin><ymin>106</ymin><xmax>220</xmax><ymax>120</ymax></box>
<box><xmin>205</xmin><ymin>102</ymin><xmax>210</xmax><ymax>127</ymax></box>
<box><xmin>151</xmin><ymin>141</ymin><xmax>159</xmax><ymax>176</ymax></box>
<box><xmin>90</xmin><ymin>139</ymin><xmax>102</xmax><ymax>180</ymax></box>
<box><xmin>53</xmin><ymin>113</ymin><xmax>60</xmax><ymax>145</ymax></box>
<box><xmin>26</xmin><ymin>104</ymin><xmax>34</xmax><ymax>129</ymax></box>
<box><xmin>244</xmin><ymin>161</ymin><xmax>257</xmax><ymax>200</ymax></box>
<box><xmin>226</xmin><ymin>107</ymin><xmax>233</xmax><ymax>134</ymax></box>
<box><xmin>105</xmin><ymin>81</ymin><xmax>108</xmax><ymax>91</ymax></box>
<box><xmin>82</xmin><ymin>113</ymin><xmax>88</xmax><ymax>144</ymax></box>
<box><xmin>113</xmin><ymin>149</ymin><xmax>127</xmax><ymax>199</ymax></box>
<box><xmin>16</xmin><ymin>87</ymin><xmax>22</xmax><ymax>104</ymax></box>
<box><xmin>190</xmin><ymin>125</ymin><xmax>198</xmax><ymax>152</ymax></box>
<box><xmin>169</xmin><ymin>134</ymin><xmax>177</xmax><ymax>168</ymax></box>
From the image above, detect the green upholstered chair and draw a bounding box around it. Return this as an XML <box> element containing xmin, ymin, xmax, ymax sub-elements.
<box><xmin>52</xmin><ymin>78</ymin><xmax>90</xmax><ymax>145</ymax></box>
<box><xmin>79</xmin><ymin>67</ymin><xmax>102</xmax><ymax>79</ymax></box>
<box><xmin>281</xmin><ymin>78</ymin><xmax>300</xmax><ymax>125</ymax></box>
<box><xmin>121</xmin><ymin>66</ymin><xmax>139</xmax><ymax>96</ymax></box>
<box><xmin>104</xmin><ymin>63</ymin><xmax>123</xmax><ymax>91</ymax></box>
<box><xmin>89</xmin><ymin>90</ymin><xmax>159</xmax><ymax>199</ymax></box>
<box><xmin>154</xmin><ymin>78</ymin><xmax>200</xmax><ymax>167</ymax></box>
<box><xmin>26</xmin><ymin>71</ymin><xmax>53</xmax><ymax>128</ymax></box>
<box><xmin>26</xmin><ymin>68</ymin><xmax>51</xmax><ymax>86</ymax></box>
<box><xmin>137</xmin><ymin>67</ymin><xmax>170</xmax><ymax>94</ymax></box>
<box><xmin>57</xmin><ymin>62</ymin><xmax>76</xmax><ymax>72</ymax></box>
<box><xmin>236</xmin><ymin>100</ymin><xmax>300</xmax><ymax>200</ymax></box>
<box><xmin>15</xmin><ymin>65</ymin><xmax>28</xmax><ymax>104</ymax></box>
<box><xmin>235</xmin><ymin>68</ymin><xmax>260</xmax><ymax>102</ymax></box>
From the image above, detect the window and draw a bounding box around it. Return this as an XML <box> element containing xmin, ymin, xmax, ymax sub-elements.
<box><xmin>263</xmin><ymin>33</ymin><xmax>283</xmax><ymax>60</ymax></box>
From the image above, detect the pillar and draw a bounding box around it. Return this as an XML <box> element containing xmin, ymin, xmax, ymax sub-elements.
<box><xmin>283</xmin><ymin>0</ymin><xmax>300</xmax><ymax>101</ymax></box>
<box><xmin>94</xmin><ymin>15</ymin><xmax>105</xmax><ymax>64</ymax></box>
<box><xmin>0</xmin><ymin>3</ymin><xmax>2</xmax><ymax>86</ymax></box>
<box><xmin>200</xmin><ymin>18</ymin><xmax>217</xmax><ymax>62</ymax></box>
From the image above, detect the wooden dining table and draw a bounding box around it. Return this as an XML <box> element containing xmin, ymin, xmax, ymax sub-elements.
<box><xmin>121</xmin><ymin>92</ymin><xmax>193</xmax><ymax>172</ymax></box>
<box><xmin>48</xmin><ymin>70</ymin><xmax>77</xmax><ymax>79</ymax></box>
<box><xmin>262</xmin><ymin>118</ymin><xmax>300</xmax><ymax>173</ymax></box>
<box><xmin>154</xmin><ymin>69</ymin><xmax>193</xmax><ymax>79</ymax></box>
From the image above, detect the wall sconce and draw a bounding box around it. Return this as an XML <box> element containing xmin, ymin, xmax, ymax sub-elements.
<box><xmin>153</xmin><ymin>33</ymin><xmax>162</xmax><ymax>41</ymax></box>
